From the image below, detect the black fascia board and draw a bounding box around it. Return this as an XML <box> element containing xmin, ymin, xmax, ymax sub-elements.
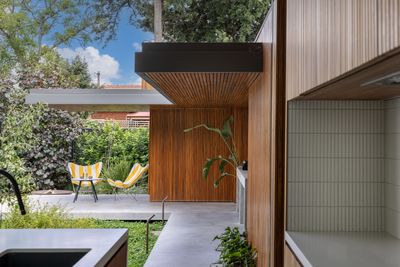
<box><xmin>135</xmin><ymin>43</ymin><xmax>263</xmax><ymax>73</ymax></box>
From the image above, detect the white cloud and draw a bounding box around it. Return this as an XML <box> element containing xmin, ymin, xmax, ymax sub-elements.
<box><xmin>57</xmin><ymin>46</ymin><xmax>120</xmax><ymax>84</ymax></box>
<box><xmin>132</xmin><ymin>42</ymin><xmax>142</xmax><ymax>52</ymax></box>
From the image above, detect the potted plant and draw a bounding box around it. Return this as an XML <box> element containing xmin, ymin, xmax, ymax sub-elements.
<box><xmin>212</xmin><ymin>226</ymin><xmax>257</xmax><ymax>266</ymax></box>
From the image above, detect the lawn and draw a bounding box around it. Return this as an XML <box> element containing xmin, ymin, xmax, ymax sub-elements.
<box><xmin>0</xmin><ymin>203</ymin><xmax>163</xmax><ymax>267</ymax></box>
<box><xmin>93</xmin><ymin>220</ymin><xmax>163</xmax><ymax>267</ymax></box>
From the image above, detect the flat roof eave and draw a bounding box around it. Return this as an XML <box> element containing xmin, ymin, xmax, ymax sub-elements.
<box><xmin>25</xmin><ymin>89</ymin><xmax>172</xmax><ymax>112</ymax></box>
<box><xmin>135</xmin><ymin>43</ymin><xmax>263</xmax><ymax>107</ymax></box>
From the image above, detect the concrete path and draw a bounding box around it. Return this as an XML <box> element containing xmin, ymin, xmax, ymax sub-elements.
<box><xmin>145</xmin><ymin>212</ymin><xmax>239</xmax><ymax>267</ymax></box>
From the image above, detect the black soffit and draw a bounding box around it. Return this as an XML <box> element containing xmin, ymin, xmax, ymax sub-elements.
<box><xmin>135</xmin><ymin>43</ymin><xmax>263</xmax><ymax>73</ymax></box>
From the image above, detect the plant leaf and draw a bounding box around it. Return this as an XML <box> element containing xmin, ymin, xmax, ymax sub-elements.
<box><xmin>218</xmin><ymin>159</ymin><xmax>228</xmax><ymax>174</ymax></box>
<box><xmin>203</xmin><ymin>157</ymin><xmax>219</xmax><ymax>179</ymax></box>
<box><xmin>184</xmin><ymin>124</ymin><xmax>222</xmax><ymax>136</ymax></box>
<box><xmin>214</xmin><ymin>172</ymin><xmax>229</xmax><ymax>187</ymax></box>
<box><xmin>220</xmin><ymin>116</ymin><xmax>234</xmax><ymax>139</ymax></box>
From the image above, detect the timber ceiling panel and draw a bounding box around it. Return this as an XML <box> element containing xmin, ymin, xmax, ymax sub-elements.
<box><xmin>143</xmin><ymin>72</ymin><xmax>259</xmax><ymax>106</ymax></box>
<box><xmin>135</xmin><ymin>43</ymin><xmax>263</xmax><ymax>107</ymax></box>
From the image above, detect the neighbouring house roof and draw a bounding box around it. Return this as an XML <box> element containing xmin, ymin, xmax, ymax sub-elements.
<box><xmin>25</xmin><ymin>89</ymin><xmax>171</xmax><ymax>112</ymax></box>
<box><xmin>103</xmin><ymin>84</ymin><xmax>142</xmax><ymax>89</ymax></box>
<box><xmin>135</xmin><ymin>43</ymin><xmax>263</xmax><ymax>107</ymax></box>
<box><xmin>126</xmin><ymin>112</ymin><xmax>150</xmax><ymax>118</ymax></box>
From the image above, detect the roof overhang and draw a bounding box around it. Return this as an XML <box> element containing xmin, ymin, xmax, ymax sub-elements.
<box><xmin>25</xmin><ymin>89</ymin><xmax>172</xmax><ymax>112</ymax></box>
<box><xmin>135</xmin><ymin>43</ymin><xmax>263</xmax><ymax>107</ymax></box>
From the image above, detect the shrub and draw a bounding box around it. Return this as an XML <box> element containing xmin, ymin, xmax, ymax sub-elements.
<box><xmin>213</xmin><ymin>227</ymin><xmax>257</xmax><ymax>267</ymax></box>
<box><xmin>75</xmin><ymin>121</ymin><xmax>149</xmax><ymax>193</ymax></box>
<box><xmin>103</xmin><ymin>160</ymin><xmax>132</xmax><ymax>181</ymax></box>
<box><xmin>0</xmin><ymin>81</ymin><xmax>43</xmax><ymax>202</ymax></box>
<box><xmin>0</xmin><ymin>201</ymin><xmax>95</xmax><ymax>229</ymax></box>
<box><xmin>75</xmin><ymin>121</ymin><xmax>149</xmax><ymax>167</ymax></box>
<box><xmin>24</xmin><ymin>108</ymin><xmax>83</xmax><ymax>190</ymax></box>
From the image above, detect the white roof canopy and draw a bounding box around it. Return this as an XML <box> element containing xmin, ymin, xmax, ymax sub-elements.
<box><xmin>25</xmin><ymin>89</ymin><xmax>172</xmax><ymax>112</ymax></box>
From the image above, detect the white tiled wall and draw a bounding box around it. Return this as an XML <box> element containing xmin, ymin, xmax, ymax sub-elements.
<box><xmin>287</xmin><ymin>101</ymin><xmax>385</xmax><ymax>232</ymax></box>
<box><xmin>385</xmin><ymin>98</ymin><xmax>400</xmax><ymax>238</ymax></box>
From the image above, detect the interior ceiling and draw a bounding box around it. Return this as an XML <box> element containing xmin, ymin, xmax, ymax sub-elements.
<box><xmin>135</xmin><ymin>43</ymin><xmax>263</xmax><ymax>107</ymax></box>
<box><xmin>298</xmin><ymin>50</ymin><xmax>400</xmax><ymax>100</ymax></box>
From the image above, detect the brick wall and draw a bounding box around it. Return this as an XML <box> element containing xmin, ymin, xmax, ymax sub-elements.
<box><xmin>91</xmin><ymin>112</ymin><xmax>129</xmax><ymax>120</ymax></box>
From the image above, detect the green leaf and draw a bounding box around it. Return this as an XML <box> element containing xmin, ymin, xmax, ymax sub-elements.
<box><xmin>221</xmin><ymin>116</ymin><xmax>234</xmax><ymax>139</ymax></box>
<box><xmin>184</xmin><ymin>124</ymin><xmax>222</xmax><ymax>136</ymax></box>
<box><xmin>218</xmin><ymin>159</ymin><xmax>228</xmax><ymax>174</ymax></box>
<box><xmin>213</xmin><ymin>172</ymin><xmax>229</xmax><ymax>187</ymax></box>
<box><xmin>203</xmin><ymin>157</ymin><xmax>219</xmax><ymax>179</ymax></box>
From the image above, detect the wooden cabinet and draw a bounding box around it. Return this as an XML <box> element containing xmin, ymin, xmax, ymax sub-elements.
<box><xmin>284</xmin><ymin>243</ymin><xmax>302</xmax><ymax>267</ymax></box>
<box><xmin>286</xmin><ymin>0</ymin><xmax>379</xmax><ymax>100</ymax></box>
<box><xmin>105</xmin><ymin>242</ymin><xmax>128</xmax><ymax>267</ymax></box>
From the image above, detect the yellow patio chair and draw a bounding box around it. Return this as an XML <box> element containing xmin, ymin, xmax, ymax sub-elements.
<box><xmin>67</xmin><ymin>162</ymin><xmax>103</xmax><ymax>202</ymax></box>
<box><xmin>107</xmin><ymin>163</ymin><xmax>149</xmax><ymax>200</ymax></box>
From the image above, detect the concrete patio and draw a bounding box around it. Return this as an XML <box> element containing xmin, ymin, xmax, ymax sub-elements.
<box><xmin>25</xmin><ymin>193</ymin><xmax>239</xmax><ymax>267</ymax></box>
<box><xmin>28</xmin><ymin>193</ymin><xmax>236</xmax><ymax>220</ymax></box>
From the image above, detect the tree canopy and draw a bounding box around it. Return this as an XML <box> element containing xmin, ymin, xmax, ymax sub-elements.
<box><xmin>0</xmin><ymin>0</ymin><xmax>99</xmax><ymax>70</ymax></box>
<box><xmin>90</xmin><ymin>0</ymin><xmax>271</xmax><ymax>42</ymax></box>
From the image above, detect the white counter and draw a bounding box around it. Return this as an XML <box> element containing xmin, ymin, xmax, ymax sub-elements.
<box><xmin>0</xmin><ymin>229</ymin><xmax>128</xmax><ymax>267</ymax></box>
<box><xmin>286</xmin><ymin>231</ymin><xmax>400</xmax><ymax>267</ymax></box>
<box><xmin>236</xmin><ymin>167</ymin><xmax>248</xmax><ymax>226</ymax></box>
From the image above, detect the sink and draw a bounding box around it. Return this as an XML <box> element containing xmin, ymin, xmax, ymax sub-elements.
<box><xmin>0</xmin><ymin>249</ymin><xmax>89</xmax><ymax>267</ymax></box>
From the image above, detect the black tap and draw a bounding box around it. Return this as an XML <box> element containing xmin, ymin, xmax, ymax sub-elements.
<box><xmin>0</xmin><ymin>169</ymin><xmax>26</xmax><ymax>215</ymax></box>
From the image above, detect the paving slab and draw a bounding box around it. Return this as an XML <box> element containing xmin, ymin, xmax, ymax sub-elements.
<box><xmin>144</xmin><ymin>212</ymin><xmax>240</xmax><ymax>267</ymax></box>
<box><xmin>27</xmin><ymin>194</ymin><xmax>236</xmax><ymax>220</ymax></box>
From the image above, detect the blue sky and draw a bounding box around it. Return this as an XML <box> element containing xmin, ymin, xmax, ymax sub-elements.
<box><xmin>58</xmin><ymin>9</ymin><xmax>153</xmax><ymax>85</ymax></box>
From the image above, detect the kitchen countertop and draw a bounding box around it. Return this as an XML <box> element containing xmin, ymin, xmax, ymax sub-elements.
<box><xmin>236</xmin><ymin>167</ymin><xmax>248</xmax><ymax>187</ymax></box>
<box><xmin>286</xmin><ymin>231</ymin><xmax>400</xmax><ymax>267</ymax></box>
<box><xmin>0</xmin><ymin>229</ymin><xmax>128</xmax><ymax>267</ymax></box>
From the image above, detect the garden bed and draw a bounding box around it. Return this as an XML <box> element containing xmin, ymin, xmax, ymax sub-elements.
<box><xmin>0</xmin><ymin>204</ymin><xmax>163</xmax><ymax>267</ymax></box>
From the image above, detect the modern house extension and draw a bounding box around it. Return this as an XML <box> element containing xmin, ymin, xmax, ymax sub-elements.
<box><xmin>23</xmin><ymin>0</ymin><xmax>400</xmax><ymax>266</ymax></box>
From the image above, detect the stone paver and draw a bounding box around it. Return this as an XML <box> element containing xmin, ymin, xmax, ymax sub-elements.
<box><xmin>145</xmin><ymin>212</ymin><xmax>239</xmax><ymax>267</ymax></box>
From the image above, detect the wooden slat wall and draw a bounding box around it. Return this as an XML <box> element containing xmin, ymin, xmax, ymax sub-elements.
<box><xmin>149</xmin><ymin>107</ymin><xmax>247</xmax><ymax>201</ymax></box>
<box><xmin>378</xmin><ymin>0</ymin><xmax>400</xmax><ymax>55</ymax></box>
<box><xmin>284</xmin><ymin>243</ymin><xmax>302</xmax><ymax>267</ymax></box>
<box><xmin>233</xmin><ymin>107</ymin><xmax>248</xmax><ymax>163</ymax></box>
<box><xmin>286</xmin><ymin>0</ymin><xmax>378</xmax><ymax>100</ymax></box>
<box><xmin>247</xmin><ymin>13</ymin><xmax>273</xmax><ymax>267</ymax></box>
<box><xmin>247</xmin><ymin>1</ymin><xmax>287</xmax><ymax>265</ymax></box>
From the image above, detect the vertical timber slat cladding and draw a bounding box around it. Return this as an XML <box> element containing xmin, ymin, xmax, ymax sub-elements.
<box><xmin>286</xmin><ymin>0</ymin><xmax>378</xmax><ymax>100</ymax></box>
<box><xmin>149</xmin><ymin>107</ymin><xmax>248</xmax><ymax>201</ymax></box>
<box><xmin>247</xmin><ymin>1</ymin><xmax>286</xmax><ymax>266</ymax></box>
<box><xmin>248</xmin><ymin>14</ymin><xmax>273</xmax><ymax>266</ymax></box>
<box><xmin>378</xmin><ymin>0</ymin><xmax>400</xmax><ymax>55</ymax></box>
<box><xmin>284</xmin><ymin>243</ymin><xmax>302</xmax><ymax>267</ymax></box>
<box><xmin>233</xmin><ymin>107</ymin><xmax>249</xmax><ymax>163</ymax></box>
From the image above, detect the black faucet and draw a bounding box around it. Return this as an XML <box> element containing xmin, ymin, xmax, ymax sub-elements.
<box><xmin>0</xmin><ymin>169</ymin><xmax>26</xmax><ymax>215</ymax></box>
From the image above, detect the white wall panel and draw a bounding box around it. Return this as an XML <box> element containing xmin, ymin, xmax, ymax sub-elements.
<box><xmin>287</xmin><ymin>100</ymin><xmax>384</xmax><ymax>231</ymax></box>
<box><xmin>384</xmin><ymin>97</ymin><xmax>400</xmax><ymax>238</ymax></box>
